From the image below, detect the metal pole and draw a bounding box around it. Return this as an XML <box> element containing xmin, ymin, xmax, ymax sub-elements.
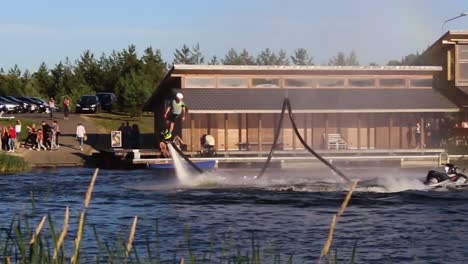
<box><xmin>441</xmin><ymin>13</ymin><xmax>467</xmax><ymax>32</ymax></box>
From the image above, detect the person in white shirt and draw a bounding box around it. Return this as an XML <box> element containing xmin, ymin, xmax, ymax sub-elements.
<box><xmin>49</xmin><ymin>97</ymin><xmax>56</xmax><ymax>119</ymax></box>
<box><xmin>76</xmin><ymin>122</ymin><xmax>86</xmax><ymax>151</ymax></box>
<box><xmin>15</xmin><ymin>120</ymin><xmax>21</xmax><ymax>148</ymax></box>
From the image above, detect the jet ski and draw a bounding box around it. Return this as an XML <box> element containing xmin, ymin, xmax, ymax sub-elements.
<box><xmin>425</xmin><ymin>163</ymin><xmax>468</xmax><ymax>191</ymax></box>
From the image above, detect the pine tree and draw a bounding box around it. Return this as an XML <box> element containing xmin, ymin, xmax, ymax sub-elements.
<box><xmin>346</xmin><ymin>51</ymin><xmax>359</xmax><ymax>66</ymax></box>
<box><xmin>173</xmin><ymin>44</ymin><xmax>193</xmax><ymax>64</ymax></box>
<box><xmin>328</xmin><ymin>52</ymin><xmax>347</xmax><ymax>66</ymax></box>
<box><xmin>222</xmin><ymin>48</ymin><xmax>242</xmax><ymax>65</ymax></box>
<box><xmin>256</xmin><ymin>48</ymin><xmax>278</xmax><ymax>65</ymax></box>
<box><xmin>276</xmin><ymin>49</ymin><xmax>290</xmax><ymax>65</ymax></box>
<box><xmin>208</xmin><ymin>55</ymin><xmax>220</xmax><ymax>65</ymax></box>
<box><xmin>115</xmin><ymin>70</ymin><xmax>152</xmax><ymax>116</ymax></box>
<box><xmin>291</xmin><ymin>48</ymin><xmax>314</xmax><ymax>65</ymax></box>
<box><xmin>33</xmin><ymin>62</ymin><xmax>52</xmax><ymax>96</ymax></box>
<box><xmin>239</xmin><ymin>49</ymin><xmax>256</xmax><ymax>65</ymax></box>
<box><xmin>141</xmin><ymin>47</ymin><xmax>167</xmax><ymax>87</ymax></box>
<box><xmin>190</xmin><ymin>43</ymin><xmax>205</xmax><ymax>64</ymax></box>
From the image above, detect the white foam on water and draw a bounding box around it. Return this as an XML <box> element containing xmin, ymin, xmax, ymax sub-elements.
<box><xmin>371</xmin><ymin>175</ymin><xmax>429</xmax><ymax>193</ymax></box>
<box><xmin>168</xmin><ymin>144</ymin><xmax>193</xmax><ymax>186</ymax></box>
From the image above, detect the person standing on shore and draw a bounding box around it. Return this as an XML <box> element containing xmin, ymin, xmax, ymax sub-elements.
<box><xmin>14</xmin><ymin>120</ymin><xmax>21</xmax><ymax>148</ymax></box>
<box><xmin>76</xmin><ymin>122</ymin><xmax>86</xmax><ymax>151</ymax></box>
<box><xmin>48</xmin><ymin>97</ymin><xmax>56</xmax><ymax>119</ymax></box>
<box><xmin>36</xmin><ymin>129</ymin><xmax>47</xmax><ymax>151</ymax></box>
<box><xmin>63</xmin><ymin>97</ymin><xmax>70</xmax><ymax>120</ymax></box>
<box><xmin>7</xmin><ymin>124</ymin><xmax>16</xmax><ymax>152</ymax></box>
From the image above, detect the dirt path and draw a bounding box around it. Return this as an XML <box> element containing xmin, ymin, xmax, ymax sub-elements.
<box><xmin>14</xmin><ymin>112</ymin><xmax>100</xmax><ymax>167</ymax></box>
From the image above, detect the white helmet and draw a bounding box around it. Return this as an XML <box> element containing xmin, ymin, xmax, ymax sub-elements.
<box><xmin>176</xmin><ymin>93</ymin><xmax>184</xmax><ymax>99</ymax></box>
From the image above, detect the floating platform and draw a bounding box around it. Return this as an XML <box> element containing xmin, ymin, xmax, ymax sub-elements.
<box><xmin>96</xmin><ymin>148</ymin><xmax>457</xmax><ymax>169</ymax></box>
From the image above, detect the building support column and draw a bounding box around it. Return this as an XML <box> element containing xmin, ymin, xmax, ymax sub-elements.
<box><xmin>258</xmin><ymin>113</ymin><xmax>263</xmax><ymax>151</ymax></box>
<box><xmin>357</xmin><ymin>113</ymin><xmax>361</xmax><ymax>149</ymax></box>
<box><xmin>224</xmin><ymin>114</ymin><xmax>228</xmax><ymax>151</ymax></box>
<box><xmin>389</xmin><ymin>114</ymin><xmax>393</xmax><ymax>151</ymax></box>
<box><xmin>325</xmin><ymin>113</ymin><xmax>329</xmax><ymax>150</ymax></box>
<box><xmin>420</xmin><ymin>116</ymin><xmax>425</xmax><ymax>149</ymax></box>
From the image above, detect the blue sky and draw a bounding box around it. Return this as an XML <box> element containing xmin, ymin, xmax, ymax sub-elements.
<box><xmin>1</xmin><ymin>0</ymin><xmax>467</xmax><ymax>71</ymax></box>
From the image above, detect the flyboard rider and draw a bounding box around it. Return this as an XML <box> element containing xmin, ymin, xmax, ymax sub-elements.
<box><xmin>163</xmin><ymin>92</ymin><xmax>186</xmax><ymax>140</ymax></box>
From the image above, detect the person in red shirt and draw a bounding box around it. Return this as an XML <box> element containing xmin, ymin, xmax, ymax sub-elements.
<box><xmin>37</xmin><ymin>129</ymin><xmax>46</xmax><ymax>151</ymax></box>
<box><xmin>8</xmin><ymin>125</ymin><xmax>16</xmax><ymax>152</ymax></box>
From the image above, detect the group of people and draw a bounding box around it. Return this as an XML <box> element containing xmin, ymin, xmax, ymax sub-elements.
<box><xmin>23</xmin><ymin>120</ymin><xmax>61</xmax><ymax>151</ymax></box>
<box><xmin>412</xmin><ymin>118</ymin><xmax>455</xmax><ymax>149</ymax></box>
<box><xmin>117</xmin><ymin>122</ymin><xmax>140</xmax><ymax>149</ymax></box>
<box><xmin>0</xmin><ymin>120</ymin><xmax>21</xmax><ymax>152</ymax></box>
<box><xmin>48</xmin><ymin>96</ymin><xmax>71</xmax><ymax>120</ymax></box>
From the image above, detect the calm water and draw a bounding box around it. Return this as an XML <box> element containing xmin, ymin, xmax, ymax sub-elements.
<box><xmin>3</xmin><ymin>166</ymin><xmax>468</xmax><ymax>263</ymax></box>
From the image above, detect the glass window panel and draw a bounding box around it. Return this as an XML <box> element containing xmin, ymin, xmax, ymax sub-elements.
<box><xmin>458</xmin><ymin>45</ymin><xmax>468</xmax><ymax>61</ymax></box>
<box><xmin>185</xmin><ymin>77</ymin><xmax>215</xmax><ymax>88</ymax></box>
<box><xmin>317</xmin><ymin>79</ymin><xmax>344</xmax><ymax>87</ymax></box>
<box><xmin>458</xmin><ymin>62</ymin><xmax>468</xmax><ymax>80</ymax></box>
<box><xmin>410</xmin><ymin>79</ymin><xmax>432</xmax><ymax>87</ymax></box>
<box><xmin>218</xmin><ymin>78</ymin><xmax>247</xmax><ymax>88</ymax></box>
<box><xmin>379</xmin><ymin>78</ymin><xmax>406</xmax><ymax>87</ymax></box>
<box><xmin>252</xmin><ymin>78</ymin><xmax>280</xmax><ymax>88</ymax></box>
<box><xmin>349</xmin><ymin>79</ymin><xmax>375</xmax><ymax>87</ymax></box>
<box><xmin>284</xmin><ymin>78</ymin><xmax>314</xmax><ymax>87</ymax></box>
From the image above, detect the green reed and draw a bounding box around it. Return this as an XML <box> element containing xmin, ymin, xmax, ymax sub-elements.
<box><xmin>0</xmin><ymin>153</ymin><xmax>31</xmax><ymax>174</ymax></box>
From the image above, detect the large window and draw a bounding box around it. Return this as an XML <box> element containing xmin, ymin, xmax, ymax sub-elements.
<box><xmin>379</xmin><ymin>78</ymin><xmax>406</xmax><ymax>88</ymax></box>
<box><xmin>185</xmin><ymin>77</ymin><xmax>215</xmax><ymax>88</ymax></box>
<box><xmin>410</xmin><ymin>79</ymin><xmax>432</xmax><ymax>87</ymax></box>
<box><xmin>349</xmin><ymin>78</ymin><xmax>375</xmax><ymax>87</ymax></box>
<box><xmin>252</xmin><ymin>78</ymin><xmax>280</xmax><ymax>88</ymax></box>
<box><xmin>218</xmin><ymin>78</ymin><xmax>248</xmax><ymax>88</ymax></box>
<box><xmin>284</xmin><ymin>78</ymin><xmax>314</xmax><ymax>88</ymax></box>
<box><xmin>457</xmin><ymin>45</ymin><xmax>468</xmax><ymax>85</ymax></box>
<box><xmin>317</xmin><ymin>78</ymin><xmax>345</xmax><ymax>88</ymax></box>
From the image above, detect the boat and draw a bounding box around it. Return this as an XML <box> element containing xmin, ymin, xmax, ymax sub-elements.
<box><xmin>147</xmin><ymin>160</ymin><xmax>216</xmax><ymax>170</ymax></box>
<box><xmin>425</xmin><ymin>163</ymin><xmax>468</xmax><ymax>191</ymax></box>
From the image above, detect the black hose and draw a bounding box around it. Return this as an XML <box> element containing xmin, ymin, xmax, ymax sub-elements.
<box><xmin>256</xmin><ymin>98</ymin><xmax>288</xmax><ymax>178</ymax></box>
<box><xmin>285</xmin><ymin>100</ymin><xmax>351</xmax><ymax>183</ymax></box>
<box><xmin>169</xmin><ymin>142</ymin><xmax>204</xmax><ymax>174</ymax></box>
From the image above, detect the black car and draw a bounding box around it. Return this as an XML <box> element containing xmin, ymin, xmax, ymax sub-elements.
<box><xmin>25</xmin><ymin>97</ymin><xmax>49</xmax><ymax>113</ymax></box>
<box><xmin>5</xmin><ymin>96</ymin><xmax>31</xmax><ymax>113</ymax></box>
<box><xmin>96</xmin><ymin>92</ymin><xmax>116</xmax><ymax>111</ymax></box>
<box><xmin>76</xmin><ymin>95</ymin><xmax>101</xmax><ymax>113</ymax></box>
<box><xmin>16</xmin><ymin>97</ymin><xmax>42</xmax><ymax>112</ymax></box>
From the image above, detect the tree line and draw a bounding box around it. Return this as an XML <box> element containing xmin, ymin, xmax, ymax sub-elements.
<box><xmin>0</xmin><ymin>43</ymin><xmax>426</xmax><ymax>116</ymax></box>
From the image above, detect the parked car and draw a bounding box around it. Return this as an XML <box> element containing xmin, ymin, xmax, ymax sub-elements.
<box><xmin>25</xmin><ymin>97</ymin><xmax>49</xmax><ymax>113</ymax></box>
<box><xmin>76</xmin><ymin>95</ymin><xmax>101</xmax><ymax>113</ymax></box>
<box><xmin>0</xmin><ymin>97</ymin><xmax>20</xmax><ymax>113</ymax></box>
<box><xmin>3</xmin><ymin>96</ymin><xmax>30</xmax><ymax>113</ymax></box>
<box><xmin>96</xmin><ymin>92</ymin><xmax>116</xmax><ymax>111</ymax></box>
<box><xmin>16</xmin><ymin>97</ymin><xmax>42</xmax><ymax>112</ymax></box>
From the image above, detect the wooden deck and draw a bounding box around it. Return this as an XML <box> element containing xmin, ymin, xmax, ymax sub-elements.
<box><xmin>99</xmin><ymin>148</ymin><xmax>452</xmax><ymax>168</ymax></box>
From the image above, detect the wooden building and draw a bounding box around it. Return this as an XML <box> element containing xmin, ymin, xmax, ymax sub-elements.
<box><xmin>421</xmin><ymin>30</ymin><xmax>468</xmax><ymax>118</ymax></box>
<box><xmin>144</xmin><ymin>64</ymin><xmax>459</xmax><ymax>152</ymax></box>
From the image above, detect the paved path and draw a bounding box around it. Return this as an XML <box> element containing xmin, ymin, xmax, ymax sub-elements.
<box><xmin>13</xmin><ymin>112</ymin><xmax>100</xmax><ymax>167</ymax></box>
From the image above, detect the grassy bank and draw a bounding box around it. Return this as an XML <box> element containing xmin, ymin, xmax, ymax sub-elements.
<box><xmin>82</xmin><ymin>112</ymin><xmax>154</xmax><ymax>134</ymax></box>
<box><xmin>0</xmin><ymin>153</ymin><xmax>31</xmax><ymax>173</ymax></box>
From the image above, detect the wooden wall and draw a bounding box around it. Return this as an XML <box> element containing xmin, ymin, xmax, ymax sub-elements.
<box><xmin>180</xmin><ymin>113</ymin><xmax>429</xmax><ymax>152</ymax></box>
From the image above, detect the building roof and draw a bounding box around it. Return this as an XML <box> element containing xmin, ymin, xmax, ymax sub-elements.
<box><xmin>171</xmin><ymin>64</ymin><xmax>442</xmax><ymax>75</ymax></box>
<box><xmin>181</xmin><ymin>88</ymin><xmax>459</xmax><ymax>113</ymax></box>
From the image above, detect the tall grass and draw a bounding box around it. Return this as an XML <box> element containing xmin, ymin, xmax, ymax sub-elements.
<box><xmin>0</xmin><ymin>153</ymin><xmax>31</xmax><ymax>174</ymax></box>
<box><xmin>0</xmin><ymin>169</ymin><xmax>361</xmax><ymax>263</ymax></box>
